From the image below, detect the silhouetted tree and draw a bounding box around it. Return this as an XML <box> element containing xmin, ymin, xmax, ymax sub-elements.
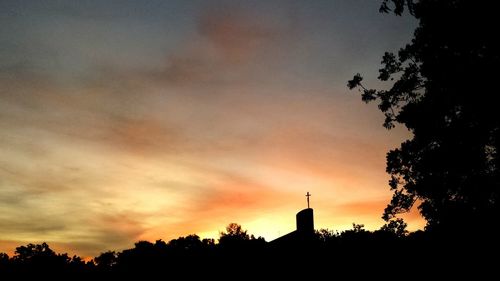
<box><xmin>94</xmin><ymin>251</ymin><xmax>117</xmax><ymax>271</ymax></box>
<box><xmin>168</xmin><ymin>234</ymin><xmax>204</xmax><ymax>252</ymax></box>
<box><xmin>348</xmin><ymin>0</ymin><xmax>500</xmax><ymax>236</ymax></box>
<box><xmin>3</xmin><ymin>242</ymin><xmax>91</xmax><ymax>276</ymax></box>
<box><xmin>114</xmin><ymin>240</ymin><xmax>164</xmax><ymax>272</ymax></box>
<box><xmin>380</xmin><ymin>218</ymin><xmax>408</xmax><ymax>237</ymax></box>
<box><xmin>315</xmin><ymin>228</ymin><xmax>338</xmax><ymax>242</ymax></box>
<box><xmin>202</xmin><ymin>238</ymin><xmax>215</xmax><ymax>247</ymax></box>
<box><xmin>0</xmin><ymin>252</ymin><xmax>9</xmax><ymax>260</ymax></box>
<box><xmin>337</xmin><ymin>223</ymin><xmax>372</xmax><ymax>244</ymax></box>
<box><xmin>351</xmin><ymin>223</ymin><xmax>365</xmax><ymax>233</ymax></box>
<box><xmin>1</xmin><ymin>221</ymin><xmax>488</xmax><ymax>277</ymax></box>
<box><xmin>0</xmin><ymin>252</ymin><xmax>9</xmax><ymax>270</ymax></box>
<box><xmin>218</xmin><ymin>223</ymin><xmax>250</xmax><ymax>246</ymax></box>
<box><xmin>13</xmin><ymin>242</ymin><xmax>56</xmax><ymax>263</ymax></box>
<box><xmin>12</xmin><ymin>243</ymin><xmax>71</xmax><ymax>269</ymax></box>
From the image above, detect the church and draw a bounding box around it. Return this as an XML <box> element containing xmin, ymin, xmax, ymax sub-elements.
<box><xmin>270</xmin><ymin>192</ymin><xmax>315</xmax><ymax>245</ymax></box>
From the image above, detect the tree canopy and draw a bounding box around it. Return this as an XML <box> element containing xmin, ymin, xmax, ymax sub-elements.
<box><xmin>0</xmin><ymin>222</ymin><xmax>494</xmax><ymax>277</ymax></box>
<box><xmin>348</xmin><ymin>0</ymin><xmax>499</xmax><ymax>235</ymax></box>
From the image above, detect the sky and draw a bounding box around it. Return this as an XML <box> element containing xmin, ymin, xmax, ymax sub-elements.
<box><xmin>0</xmin><ymin>0</ymin><xmax>423</xmax><ymax>258</ymax></box>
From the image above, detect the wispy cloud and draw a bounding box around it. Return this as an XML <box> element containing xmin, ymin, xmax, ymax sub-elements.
<box><xmin>157</xmin><ymin>5</ymin><xmax>296</xmax><ymax>85</ymax></box>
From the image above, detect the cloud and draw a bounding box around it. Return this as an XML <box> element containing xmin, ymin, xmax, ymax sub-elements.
<box><xmin>337</xmin><ymin>200</ymin><xmax>388</xmax><ymax>216</ymax></box>
<box><xmin>82</xmin><ymin>212</ymin><xmax>147</xmax><ymax>251</ymax></box>
<box><xmin>198</xmin><ymin>7</ymin><xmax>280</xmax><ymax>64</ymax></box>
<box><xmin>0</xmin><ymin>217</ymin><xmax>67</xmax><ymax>236</ymax></box>
<box><xmin>134</xmin><ymin>169</ymin><xmax>295</xmax><ymax>241</ymax></box>
<box><xmin>0</xmin><ymin>211</ymin><xmax>146</xmax><ymax>258</ymax></box>
<box><xmin>97</xmin><ymin>116</ymin><xmax>185</xmax><ymax>156</ymax></box>
<box><xmin>157</xmin><ymin>5</ymin><xmax>296</xmax><ymax>85</ymax></box>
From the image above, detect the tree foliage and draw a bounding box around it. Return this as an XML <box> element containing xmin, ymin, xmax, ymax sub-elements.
<box><xmin>348</xmin><ymin>0</ymin><xmax>500</xmax><ymax>233</ymax></box>
<box><xmin>380</xmin><ymin>218</ymin><xmax>408</xmax><ymax>237</ymax></box>
<box><xmin>0</xmin><ymin>222</ymin><xmax>492</xmax><ymax>277</ymax></box>
<box><xmin>218</xmin><ymin>223</ymin><xmax>250</xmax><ymax>245</ymax></box>
<box><xmin>95</xmin><ymin>251</ymin><xmax>117</xmax><ymax>269</ymax></box>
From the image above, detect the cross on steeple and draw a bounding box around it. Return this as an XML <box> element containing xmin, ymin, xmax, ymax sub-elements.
<box><xmin>306</xmin><ymin>192</ymin><xmax>311</xmax><ymax>208</ymax></box>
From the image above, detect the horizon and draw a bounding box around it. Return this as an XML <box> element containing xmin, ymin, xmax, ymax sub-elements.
<box><xmin>0</xmin><ymin>0</ymin><xmax>424</xmax><ymax>258</ymax></box>
<box><xmin>1</xmin><ymin>202</ymin><xmax>415</xmax><ymax>260</ymax></box>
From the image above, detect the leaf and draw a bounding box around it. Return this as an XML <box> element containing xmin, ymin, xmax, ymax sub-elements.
<box><xmin>347</xmin><ymin>73</ymin><xmax>363</xmax><ymax>90</ymax></box>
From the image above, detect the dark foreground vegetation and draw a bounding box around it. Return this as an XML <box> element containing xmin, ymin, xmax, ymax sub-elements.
<box><xmin>348</xmin><ymin>0</ymin><xmax>500</xmax><ymax>237</ymax></box>
<box><xmin>1</xmin><ymin>223</ymin><xmax>497</xmax><ymax>278</ymax></box>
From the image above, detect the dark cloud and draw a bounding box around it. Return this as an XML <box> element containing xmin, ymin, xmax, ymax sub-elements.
<box><xmin>198</xmin><ymin>7</ymin><xmax>280</xmax><ymax>64</ymax></box>
<box><xmin>158</xmin><ymin>5</ymin><xmax>297</xmax><ymax>85</ymax></box>
<box><xmin>0</xmin><ymin>216</ymin><xmax>67</xmax><ymax>236</ymax></box>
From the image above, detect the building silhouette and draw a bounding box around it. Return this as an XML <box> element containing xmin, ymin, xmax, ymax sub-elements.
<box><xmin>270</xmin><ymin>193</ymin><xmax>315</xmax><ymax>245</ymax></box>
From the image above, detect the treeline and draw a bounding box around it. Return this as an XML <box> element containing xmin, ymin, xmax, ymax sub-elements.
<box><xmin>2</xmin><ymin>222</ymin><xmax>494</xmax><ymax>278</ymax></box>
<box><xmin>0</xmin><ymin>223</ymin><xmax>497</xmax><ymax>280</ymax></box>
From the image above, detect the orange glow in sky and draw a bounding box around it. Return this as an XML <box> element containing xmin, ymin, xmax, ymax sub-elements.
<box><xmin>0</xmin><ymin>1</ymin><xmax>423</xmax><ymax>258</ymax></box>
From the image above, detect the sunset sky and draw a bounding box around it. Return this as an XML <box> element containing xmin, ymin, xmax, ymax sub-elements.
<box><xmin>0</xmin><ymin>0</ymin><xmax>423</xmax><ymax>258</ymax></box>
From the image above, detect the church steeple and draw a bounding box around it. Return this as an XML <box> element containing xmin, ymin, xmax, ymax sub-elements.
<box><xmin>269</xmin><ymin>192</ymin><xmax>316</xmax><ymax>244</ymax></box>
<box><xmin>296</xmin><ymin>193</ymin><xmax>314</xmax><ymax>235</ymax></box>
